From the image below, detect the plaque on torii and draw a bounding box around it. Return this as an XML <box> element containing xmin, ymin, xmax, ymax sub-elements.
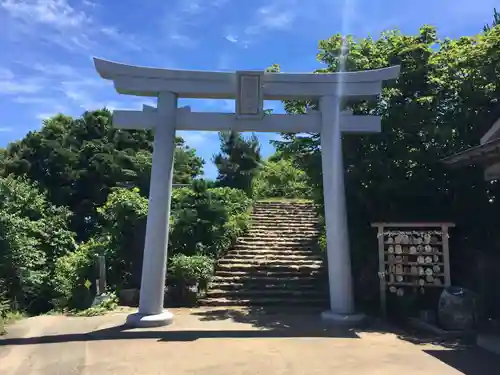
<box><xmin>235</xmin><ymin>71</ymin><xmax>264</xmax><ymax>120</ymax></box>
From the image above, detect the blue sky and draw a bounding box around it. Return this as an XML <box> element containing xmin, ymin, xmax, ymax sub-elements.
<box><xmin>0</xmin><ymin>0</ymin><xmax>497</xmax><ymax>178</ymax></box>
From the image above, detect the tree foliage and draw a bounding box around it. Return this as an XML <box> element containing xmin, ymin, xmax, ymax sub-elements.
<box><xmin>252</xmin><ymin>157</ymin><xmax>312</xmax><ymax>199</ymax></box>
<box><xmin>213</xmin><ymin>131</ymin><xmax>262</xmax><ymax>196</ymax></box>
<box><xmin>90</xmin><ymin>182</ymin><xmax>252</xmax><ymax>290</ymax></box>
<box><xmin>1</xmin><ymin>109</ymin><xmax>204</xmax><ymax>240</ymax></box>
<box><xmin>484</xmin><ymin>8</ymin><xmax>500</xmax><ymax>32</ymax></box>
<box><xmin>0</xmin><ymin>176</ymin><xmax>75</xmax><ymax>313</ymax></box>
<box><xmin>273</xmin><ymin>24</ymin><xmax>500</xmax><ymax>310</ymax></box>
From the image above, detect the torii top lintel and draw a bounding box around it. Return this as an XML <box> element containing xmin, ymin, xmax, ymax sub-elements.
<box><xmin>93</xmin><ymin>57</ymin><xmax>400</xmax><ymax>101</ymax></box>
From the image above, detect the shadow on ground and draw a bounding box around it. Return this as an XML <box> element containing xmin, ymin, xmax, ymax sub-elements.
<box><xmin>366</xmin><ymin>320</ymin><xmax>500</xmax><ymax>375</ymax></box>
<box><xmin>0</xmin><ymin>306</ymin><xmax>359</xmax><ymax>347</ymax></box>
<box><xmin>195</xmin><ymin>305</ymin><xmax>500</xmax><ymax>375</ymax></box>
<box><xmin>423</xmin><ymin>347</ymin><xmax>500</xmax><ymax>375</ymax></box>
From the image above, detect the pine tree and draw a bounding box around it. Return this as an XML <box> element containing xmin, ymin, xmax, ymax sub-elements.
<box><xmin>213</xmin><ymin>131</ymin><xmax>261</xmax><ymax>196</ymax></box>
<box><xmin>483</xmin><ymin>8</ymin><xmax>499</xmax><ymax>32</ymax></box>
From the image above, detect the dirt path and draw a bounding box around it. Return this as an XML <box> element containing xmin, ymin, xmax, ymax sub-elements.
<box><xmin>1</xmin><ymin>307</ymin><xmax>498</xmax><ymax>375</ymax></box>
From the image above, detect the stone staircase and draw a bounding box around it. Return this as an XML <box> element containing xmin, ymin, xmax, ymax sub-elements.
<box><xmin>200</xmin><ymin>200</ymin><xmax>328</xmax><ymax>306</ymax></box>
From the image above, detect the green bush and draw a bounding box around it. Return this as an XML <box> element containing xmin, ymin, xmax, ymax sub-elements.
<box><xmin>96</xmin><ymin>187</ymin><xmax>148</xmax><ymax>289</ymax></box>
<box><xmin>91</xmin><ymin>181</ymin><xmax>251</xmax><ymax>293</ymax></box>
<box><xmin>168</xmin><ymin>254</ymin><xmax>215</xmax><ymax>289</ymax></box>
<box><xmin>252</xmin><ymin>159</ymin><xmax>312</xmax><ymax>199</ymax></box>
<box><xmin>0</xmin><ymin>279</ymin><xmax>10</xmax><ymax>334</ymax></box>
<box><xmin>170</xmin><ymin>181</ymin><xmax>252</xmax><ymax>258</ymax></box>
<box><xmin>72</xmin><ymin>291</ymin><xmax>119</xmax><ymax>317</ymax></box>
<box><xmin>0</xmin><ymin>176</ymin><xmax>76</xmax><ymax>314</ymax></box>
<box><xmin>51</xmin><ymin>239</ymin><xmax>104</xmax><ymax>310</ymax></box>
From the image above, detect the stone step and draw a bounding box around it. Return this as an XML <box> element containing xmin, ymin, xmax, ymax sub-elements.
<box><xmin>214</xmin><ymin>268</ymin><xmax>324</xmax><ymax>277</ymax></box>
<box><xmin>249</xmin><ymin>223</ymin><xmax>319</xmax><ymax>228</ymax></box>
<box><xmin>205</xmin><ymin>289</ymin><xmax>326</xmax><ymax>299</ymax></box>
<box><xmin>237</xmin><ymin>235</ymin><xmax>320</xmax><ymax>241</ymax></box>
<box><xmin>232</xmin><ymin>246</ymin><xmax>319</xmax><ymax>252</ymax></box>
<box><xmin>251</xmin><ymin>217</ymin><xmax>319</xmax><ymax>222</ymax></box>
<box><xmin>238</xmin><ymin>234</ymin><xmax>319</xmax><ymax>239</ymax></box>
<box><xmin>251</xmin><ymin>212</ymin><xmax>318</xmax><ymax>218</ymax></box>
<box><xmin>231</xmin><ymin>246</ymin><xmax>319</xmax><ymax>252</ymax></box>
<box><xmin>246</xmin><ymin>229</ymin><xmax>320</xmax><ymax>234</ymax></box>
<box><xmin>252</xmin><ymin>213</ymin><xmax>318</xmax><ymax>218</ymax></box>
<box><xmin>215</xmin><ymin>265</ymin><xmax>323</xmax><ymax>275</ymax></box>
<box><xmin>249</xmin><ymin>222</ymin><xmax>319</xmax><ymax>227</ymax></box>
<box><xmin>252</xmin><ymin>210</ymin><xmax>318</xmax><ymax>215</ymax></box>
<box><xmin>235</xmin><ymin>239</ymin><xmax>318</xmax><ymax>245</ymax></box>
<box><xmin>211</xmin><ymin>275</ymin><xmax>322</xmax><ymax>283</ymax></box>
<box><xmin>210</xmin><ymin>281</ymin><xmax>322</xmax><ymax>290</ymax></box>
<box><xmin>249</xmin><ymin>223</ymin><xmax>320</xmax><ymax>228</ymax></box>
<box><xmin>225</xmin><ymin>249</ymin><xmax>320</xmax><ymax>257</ymax></box>
<box><xmin>254</xmin><ymin>202</ymin><xmax>317</xmax><ymax>208</ymax></box>
<box><xmin>218</xmin><ymin>257</ymin><xmax>323</xmax><ymax>265</ymax></box>
<box><xmin>199</xmin><ymin>297</ymin><xmax>328</xmax><ymax>306</ymax></box>
<box><xmin>202</xmin><ymin>200</ymin><xmax>326</xmax><ymax>307</ymax></box>
<box><xmin>223</xmin><ymin>254</ymin><xmax>323</xmax><ymax>261</ymax></box>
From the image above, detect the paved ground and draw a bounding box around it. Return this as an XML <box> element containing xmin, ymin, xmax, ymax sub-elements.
<box><xmin>1</xmin><ymin>307</ymin><xmax>499</xmax><ymax>375</ymax></box>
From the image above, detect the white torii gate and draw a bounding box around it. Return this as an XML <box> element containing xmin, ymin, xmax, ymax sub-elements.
<box><xmin>93</xmin><ymin>58</ymin><xmax>400</xmax><ymax>327</ymax></box>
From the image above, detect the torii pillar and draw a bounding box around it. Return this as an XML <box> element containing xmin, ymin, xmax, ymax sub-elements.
<box><xmin>93</xmin><ymin>58</ymin><xmax>400</xmax><ymax>327</ymax></box>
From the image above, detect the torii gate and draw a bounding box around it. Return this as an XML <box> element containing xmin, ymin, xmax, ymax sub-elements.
<box><xmin>93</xmin><ymin>58</ymin><xmax>400</xmax><ymax>327</ymax></box>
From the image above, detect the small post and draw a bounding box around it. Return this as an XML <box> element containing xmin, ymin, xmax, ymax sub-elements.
<box><xmin>97</xmin><ymin>255</ymin><xmax>106</xmax><ymax>295</ymax></box>
<box><xmin>442</xmin><ymin>224</ymin><xmax>452</xmax><ymax>287</ymax></box>
<box><xmin>375</xmin><ymin>224</ymin><xmax>387</xmax><ymax>317</ymax></box>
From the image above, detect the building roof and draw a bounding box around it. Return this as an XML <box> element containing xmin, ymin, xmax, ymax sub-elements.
<box><xmin>441</xmin><ymin>116</ymin><xmax>500</xmax><ymax>169</ymax></box>
<box><xmin>481</xmin><ymin>117</ymin><xmax>500</xmax><ymax>144</ymax></box>
<box><xmin>441</xmin><ymin>137</ymin><xmax>500</xmax><ymax>168</ymax></box>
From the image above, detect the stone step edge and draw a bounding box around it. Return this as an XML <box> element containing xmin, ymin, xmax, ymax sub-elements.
<box><xmin>198</xmin><ymin>298</ymin><xmax>327</xmax><ymax>306</ymax></box>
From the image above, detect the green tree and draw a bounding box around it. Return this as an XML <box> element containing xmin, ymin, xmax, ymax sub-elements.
<box><xmin>173</xmin><ymin>138</ymin><xmax>205</xmax><ymax>184</ymax></box>
<box><xmin>483</xmin><ymin>8</ymin><xmax>500</xmax><ymax>32</ymax></box>
<box><xmin>273</xmin><ymin>25</ymin><xmax>500</xmax><ymax>309</ymax></box>
<box><xmin>96</xmin><ymin>188</ymin><xmax>148</xmax><ymax>289</ymax></box>
<box><xmin>0</xmin><ymin>176</ymin><xmax>75</xmax><ymax>313</ymax></box>
<box><xmin>1</xmin><ymin>109</ymin><xmax>204</xmax><ymax>240</ymax></box>
<box><xmin>253</xmin><ymin>158</ymin><xmax>312</xmax><ymax>199</ymax></box>
<box><xmin>213</xmin><ymin>131</ymin><xmax>262</xmax><ymax>196</ymax></box>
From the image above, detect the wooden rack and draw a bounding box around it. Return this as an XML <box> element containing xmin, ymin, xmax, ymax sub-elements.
<box><xmin>371</xmin><ymin>222</ymin><xmax>455</xmax><ymax>317</ymax></box>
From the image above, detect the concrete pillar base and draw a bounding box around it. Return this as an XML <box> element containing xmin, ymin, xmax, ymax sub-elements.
<box><xmin>321</xmin><ymin>310</ymin><xmax>366</xmax><ymax>327</ymax></box>
<box><xmin>125</xmin><ymin>310</ymin><xmax>174</xmax><ymax>328</ymax></box>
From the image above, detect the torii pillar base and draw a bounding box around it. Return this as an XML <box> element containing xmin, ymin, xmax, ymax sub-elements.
<box><xmin>321</xmin><ymin>310</ymin><xmax>366</xmax><ymax>327</ymax></box>
<box><xmin>125</xmin><ymin>311</ymin><xmax>174</xmax><ymax>328</ymax></box>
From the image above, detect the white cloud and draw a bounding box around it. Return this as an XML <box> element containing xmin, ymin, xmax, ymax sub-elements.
<box><xmin>162</xmin><ymin>0</ymin><xmax>233</xmax><ymax>48</ymax></box>
<box><xmin>177</xmin><ymin>130</ymin><xmax>209</xmax><ymax>146</ymax></box>
<box><xmin>13</xmin><ymin>96</ymin><xmax>52</xmax><ymax>104</ymax></box>
<box><xmin>169</xmin><ymin>31</ymin><xmax>197</xmax><ymax>47</ymax></box>
<box><xmin>181</xmin><ymin>0</ymin><xmax>203</xmax><ymax>14</ymax></box>
<box><xmin>0</xmin><ymin>0</ymin><xmax>144</xmax><ymax>53</ymax></box>
<box><xmin>30</xmin><ymin>63</ymin><xmax>77</xmax><ymax>77</ymax></box>
<box><xmin>0</xmin><ymin>127</ymin><xmax>14</xmax><ymax>132</ymax></box>
<box><xmin>35</xmin><ymin>110</ymin><xmax>65</xmax><ymax>120</ymax></box>
<box><xmin>81</xmin><ymin>0</ymin><xmax>99</xmax><ymax>8</ymax></box>
<box><xmin>100</xmin><ymin>27</ymin><xmax>144</xmax><ymax>52</ymax></box>
<box><xmin>225</xmin><ymin>34</ymin><xmax>238</xmax><ymax>43</ymax></box>
<box><xmin>0</xmin><ymin>68</ymin><xmax>43</xmax><ymax>95</ymax></box>
<box><xmin>0</xmin><ymin>68</ymin><xmax>14</xmax><ymax>80</ymax></box>
<box><xmin>244</xmin><ymin>1</ymin><xmax>296</xmax><ymax>36</ymax></box>
<box><xmin>0</xmin><ymin>0</ymin><xmax>89</xmax><ymax>28</ymax></box>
